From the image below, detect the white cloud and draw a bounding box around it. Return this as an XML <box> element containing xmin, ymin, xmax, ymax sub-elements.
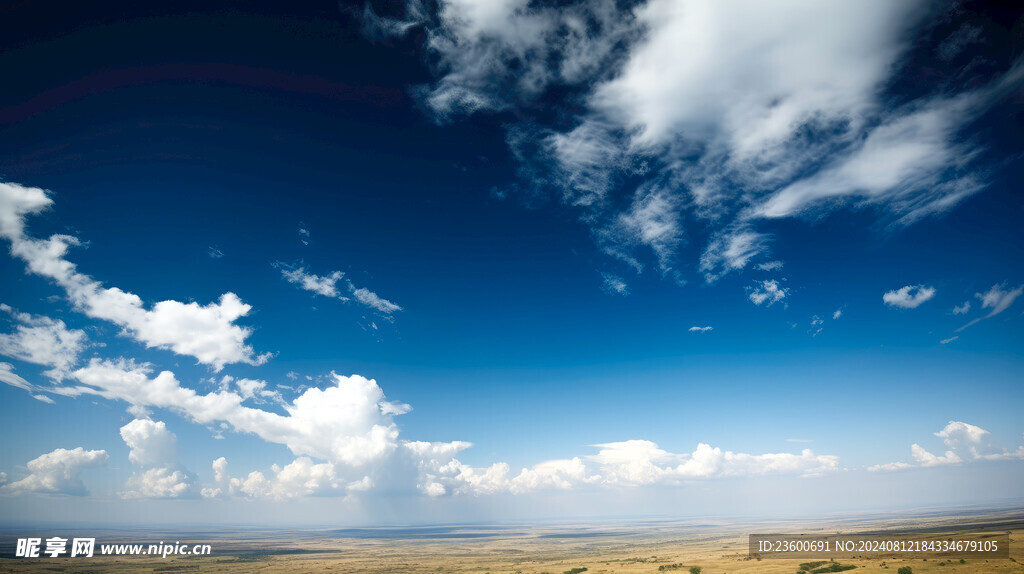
<box><xmin>688</xmin><ymin>326</ymin><xmax>712</xmax><ymax>333</ymax></box>
<box><xmin>62</xmin><ymin>358</ymin><xmax>849</xmax><ymax>499</ymax></box>
<box><xmin>120</xmin><ymin>419</ymin><xmax>178</xmax><ymax>467</ymax></box>
<box><xmin>121</xmin><ymin>468</ymin><xmax>194</xmax><ymax>500</ymax></box>
<box><xmin>833</xmin><ymin>309</ymin><xmax>843</xmax><ymax>320</ymax></box>
<box><xmin>700</xmin><ymin>227</ymin><xmax>769</xmax><ymax>282</ymax></box>
<box><xmin>953</xmin><ymin>301</ymin><xmax>971</xmax><ymax>315</ymax></box>
<box><xmin>749</xmin><ymin>280</ymin><xmax>788</xmax><ymax>307</ymax></box>
<box><xmin>940</xmin><ymin>336</ymin><xmax>959</xmax><ymax>345</ymax></box>
<box><xmin>207</xmin><ymin>247</ymin><xmax>224</xmax><ymax>259</ymax></box>
<box><xmin>0</xmin><ymin>182</ymin><xmax>270</xmax><ymax>372</ymax></box>
<box><xmin>0</xmin><ymin>304</ymin><xmax>87</xmax><ymax>381</ymax></box>
<box><xmin>752</xmin><ymin>92</ymin><xmax>985</xmax><ymax>222</ymax></box>
<box><xmin>351</xmin><ymin>286</ymin><xmax>402</xmax><ymax>315</ymax></box>
<box><xmin>599</xmin><ymin>184</ymin><xmax>683</xmax><ymax>274</ymax></box>
<box><xmin>275</xmin><ymin>262</ymin><xmax>402</xmax><ymax>315</ymax></box>
<box><xmin>866</xmin><ymin>461</ymin><xmax>913</xmax><ymax>472</ymax></box>
<box><xmin>416</xmin><ymin>439</ymin><xmax>839</xmax><ymax>497</ymax></box>
<box><xmin>119</xmin><ymin>419</ymin><xmax>196</xmax><ymax>499</ymax></box>
<box><xmin>0</xmin><ymin>361</ymin><xmax>34</xmax><ymax>392</ymax></box>
<box><xmin>370</xmin><ymin>1</ymin><xmax>1019</xmax><ymax>284</ymax></box>
<box><xmin>868</xmin><ymin>420</ymin><xmax>1024</xmax><ymax>471</ymax></box>
<box><xmin>276</xmin><ymin>263</ymin><xmax>346</xmax><ymax>299</ymax></box>
<box><xmin>957</xmin><ymin>283</ymin><xmax>1024</xmax><ymax>332</ymax></box>
<box><xmin>209</xmin><ymin>457</ymin><xmax>369</xmax><ymax>501</ymax></box>
<box><xmin>1</xmin><ymin>447</ymin><xmax>108</xmax><ymax>496</ymax></box>
<box><xmin>72</xmin><ymin>361</ymin><xmax>407</xmax><ymax>468</ymax></box>
<box><xmin>882</xmin><ymin>284</ymin><xmax>936</xmax><ymax>309</ymax></box>
<box><xmin>910</xmin><ymin>443</ymin><xmax>962</xmax><ymax>467</ymax></box>
<box><xmin>602</xmin><ymin>273</ymin><xmax>628</xmax><ymax>295</ymax></box>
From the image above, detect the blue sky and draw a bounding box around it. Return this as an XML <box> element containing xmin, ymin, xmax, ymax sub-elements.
<box><xmin>0</xmin><ymin>0</ymin><xmax>1022</xmax><ymax>525</ymax></box>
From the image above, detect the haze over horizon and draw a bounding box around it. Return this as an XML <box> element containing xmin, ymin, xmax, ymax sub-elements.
<box><xmin>0</xmin><ymin>0</ymin><xmax>1022</xmax><ymax>526</ymax></box>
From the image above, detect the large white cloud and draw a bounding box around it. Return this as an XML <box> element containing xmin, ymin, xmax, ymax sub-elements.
<box><xmin>72</xmin><ymin>361</ymin><xmax>408</xmax><ymax>467</ymax></box>
<box><xmin>0</xmin><ymin>182</ymin><xmax>270</xmax><ymax>371</ymax></box>
<box><xmin>367</xmin><ymin>1</ymin><xmax>1019</xmax><ymax>284</ymax></box>
<box><xmin>0</xmin><ymin>447</ymin><xmax>108</xmax><ymax>496</ymax></box>
<box><xmin>119</xmin><ymin>419</ymin><xmax>196</xmax><ymax>499</ymax></box>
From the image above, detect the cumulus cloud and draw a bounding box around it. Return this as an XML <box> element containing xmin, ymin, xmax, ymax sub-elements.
<box><xmin>414</xmin><ymin>439</ymin><xmax>838</xmax><ymax>497</ymax></box>
<box><xmin>364</xmin><ymin>0</ymin><xmax>1019</xmax><ymax>283</ymax></box>
<box><xmin>208</xmin><ymin>457</ymin><xmax>372</xmax><ymax>501</ymax></box>
<box><xmin>0</xmin><ymin>182</ymin><xmax>270</xmax><ymax>372</ymax></box>
<box><xmin>72</xmin><ymin>361</ymin><xmax>410</xmax><ymax>468</ymax></box>
<box><xmin>1</xmin><ymin>447</ymin><xmax>108</xmax><ymax>496</ymax></box>
<box><xmin>119</xmin><ymin>419</ymin><xmax>196</xmax><ymax>499</ymax></box>
<box><xmin>956</xmin><ymin>283</ymin><xmax>1023</xmax><ymax>332</ymax></box>
<box><xmin>56</xmin><ymin>356</ymin><xmax>847</xmax><ymax>499</ymax></box>
<box><xmin>953</xmin><ymin>301</ymin><xmax>971</xmax><ymax>315</ymax></box>
<box><xmin>883</xmin><ymin>284</ymin><xmax>936</xmax><ymax>309</ymax></box>
<box><xmin>0</xmin><ymin>304</ymin><xmax>87</xmax><ymax>381</ymax></box>
<box><xmin>749</xmin><ymin>280</ymin><xmax>788</xmax><ymax>307</ymax></box>
<box><xmin>867</xmin><ymin>420</ymin><xmax>1024</xmax><ymax>471</ymax></box>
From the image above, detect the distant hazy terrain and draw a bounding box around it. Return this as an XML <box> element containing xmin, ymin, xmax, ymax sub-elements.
<box><xmin>2</xmin><ymin>507</ymin><xmax>1020</xmax><ymax>573</ymax></box>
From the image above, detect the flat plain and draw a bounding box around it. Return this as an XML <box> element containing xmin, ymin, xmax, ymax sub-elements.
<box><xmin>1</xmin><ymin>508</ymin><xmax>1021</xmax><ymax>573</ymax></box>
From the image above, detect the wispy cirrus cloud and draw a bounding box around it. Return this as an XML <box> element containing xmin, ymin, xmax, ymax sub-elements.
<box><xmin>275</xmin><ymin>262</ymin><xmax>347</xmax><ymax>299</ymax></box>
<box><xmin>956</xmin><ymin>283</ymin><xmax>1023</xmax><ymax>332</ymax></box>
<box><xmin>275</xmin><ymin>261</ymin><xmax>402</xmax><ymax>315</ymax></box>
<box><xmin>363</xmin><ymin>0</ymin><xmax>1021</xmax><ymax>286</ymax></box>
<box><xmin>748</xmin><ymin>279</ymin><xmax>788</xmax><ymax>307</ymax></box>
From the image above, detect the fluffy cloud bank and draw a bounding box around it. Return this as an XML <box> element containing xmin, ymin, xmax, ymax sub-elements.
<box><xmin>0</xmin><ymin>447</ymin><xmax>109</xmax><ymax>496</ymax></box>
<box><xmin>412</xmin><ymin>439</ymin><xmax>839</xmax><ymax>497</ymax></box>
<box><xmin>868</xmin><ymin>421</ymin><xmax>1024</xmax><ymax>472</ymax></box>
<box><xmin>0</xmin><ymin>182</ymin><xmax>270</xmax><ymax>371</ymax></box>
